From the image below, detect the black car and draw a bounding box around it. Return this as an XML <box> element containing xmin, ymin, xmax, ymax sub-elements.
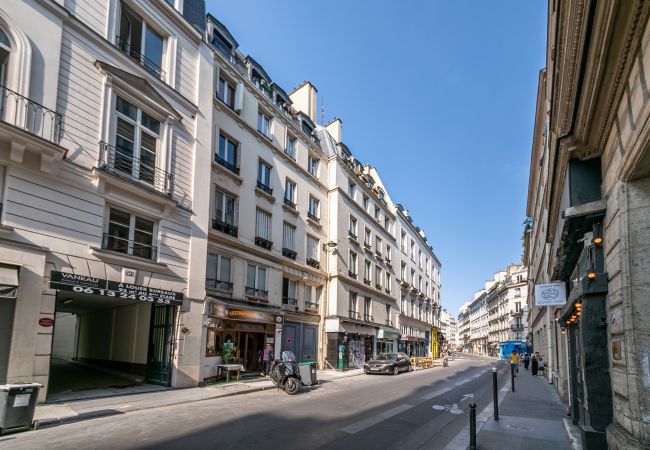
<box><xmin>364</xmin><ymin>352</ymin><xmax>411</xmax><ymax>375</ymax></box>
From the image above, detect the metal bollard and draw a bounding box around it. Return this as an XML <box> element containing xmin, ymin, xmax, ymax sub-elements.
<box><xmin>511</xmin><ymin>365</ymin><xmax>515</xmax><ymax>392</ymax></box>
<box><xmin>492</xmin><ymin>367</ymin><xmax>499</xmax><ymax>420</ymax></box>
<box><xmin>469</xmin><ymin>402</ymin><xmax>477</xmax><ymax>450</ymax></box>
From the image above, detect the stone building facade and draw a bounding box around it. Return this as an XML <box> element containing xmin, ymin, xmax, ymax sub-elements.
<box><xmin>525</xmin><ymin>1</ymin><xmax>650</xmax><ymax>448</ymax></box>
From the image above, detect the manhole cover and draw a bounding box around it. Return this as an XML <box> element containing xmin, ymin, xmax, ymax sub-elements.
<box><xmin>506</xmin><ymin>424</ymin><xmax>533</xmax><ymax>431</ymax></box>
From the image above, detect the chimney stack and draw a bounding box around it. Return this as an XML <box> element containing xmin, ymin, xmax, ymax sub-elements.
<box><xmin>325</xmin><ymin>117</ymin><xmax>342</xmax><ymax>143</ymax></box>
<box><xmin>289</xmin><ymin>81</ymin><xmax>318</xmax><ymax>123</ymax></box>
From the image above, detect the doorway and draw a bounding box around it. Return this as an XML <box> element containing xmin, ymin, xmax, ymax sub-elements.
<box><xmin>240</xmin><ymin>332</ymin><xmax>264</xmax><ymax>373</ymax></box>
<box><xmin>0</xmin><ymin>299</ymin><xmax>14</xmax><ymax>384</ymax></box>
<box><xmin>146</xmin><ymin>304</ymin><xmax>176</xmax><ymax>386</ymax></box>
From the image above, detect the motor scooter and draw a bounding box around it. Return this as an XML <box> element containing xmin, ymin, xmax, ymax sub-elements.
<box><xmin>269</xmin><ymin>350</ymin><xmax>301</xmax><ymax>395</ymax></box>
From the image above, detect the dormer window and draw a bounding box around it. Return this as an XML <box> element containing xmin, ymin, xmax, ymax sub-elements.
<box><xmin>301</xmin><ymin>120</ymin><xmax>313</xmax><ymax>136</ymax></box>
<box><xmin>252</xmin><ymin>71</ymin><xmax>271</xmax><ymax>97</ymax></box>
<box><xmin>211</xmin><ymin>30</ymin><xmax>233</xmax><ymax>58</ymax></box>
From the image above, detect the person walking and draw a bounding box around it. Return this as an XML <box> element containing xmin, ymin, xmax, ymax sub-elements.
<box><xmin>523</xmin><ymin>353</ymin><xmax>530</xmax><ymax>370</ymax></box>
<box><xmin>531</xmin><ymin>352</ymin><xmax>539</xmax><ymax>376</ymax></box>
<box><xmin>538</xmin><ymin>356</ymin><xmax>546</xmax><ymax>378</ymax></box>
<box><xmin>261</xmin><ymin>344</ymin><xmax>274</xmax><ymax>376</ymax></box>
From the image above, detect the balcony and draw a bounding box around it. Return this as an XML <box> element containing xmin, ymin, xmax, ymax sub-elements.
<box><xmin>363</xmin><ymin>242</ymin><xmax>372</xmax><ymax>251</ymax></box>
<box><xmin>348</xmin><ymin>271</ymin><xmax>357</xmax><ymax>279</ymax></box>
<box><xmin>115</xmin><ymin>36</ymin><xmax>165</xmax><ymax>80</ymax></box>
<box><xmin>348</xmin><ymin>310</ymin><xmax>361</xmax><ymax>320</ymax></box>
<box><xmin>282</xmin><ymin>297</ymin><xmax>297</xmax><ymax>307</ymax></box>
<box><xmin>212</xmin><ymin>218</ymin><xmax>238</xmax><ymax>237</ymax></box>
<box><xmin>400</xmin><ymin>280</ymin><xmax>410</xmax><ymax>290</ymax></box>
<box><xmin>256</xmin><ymin>181</ymin><xmax>273</xmax><ymax>195</ymax></box>
<box><xmin>306</xmin><ymin>258</ymin><xmax>320</xmax><ymax>269</ymax></box>
<box><xmin>510</xmin><ymin>309</ymin><xmax>523</xmax><ymax>317</ymax></box>
<box><xmin>375</xmin><ymin>250</ymin><xmax>382</xmax><ymax>258</ymax></box>
<box><xmin>363</xmin><ymin>314</ymin><xmax>374</xmax><ymax>323</ymax></box>
<box><xmin>363</xmin><ymin>278</ymin><xmax>372</xmax><ymax>286</ymax></box>
<box><xmin>348</xmin><ymin>231</ymin><xmax>358</xmax><ymax>241</ymax></box>
<box><xmin>205</xmin><ymin>278</ymin><xmax>233</xmax><ymax>293</ymax></box>
<box><xmin>385</xmin><ymin>319</ymin><xmax>393</xmax><ymax>326</ymax></box>
<box><xmin>511</xmin><ymin>323</ymin><xmax>524</xmax><ymax>331</ymax></box>
<box><xmin>375</xmin><ymin>283</ymin><xmax>382</xmax><ymax>290</ymax></box>
<box><xmin>283</xmin><ymin>197</ymin><xmax>297</xmax><ymax>210</ymax></box>
<box><xmin>307</xmin><ymin>211</ymin><xmax>320</xmax><ymax>223</ymax></box>
<box><xmin>98</xmin><ymin>142</ymin><xmax>173</xmax><ymax>196</ymax></box>
<box><xmin>102</xmin><ymin>233</ymin><xmax>157</xmax><ymax>261</ymax></box>
<box><xmin>255</xmin><ymin>236</ymin><xmax>273</xmax><ymax>250</ymax></box>
<box><xmin>385</xmin><ymin>257</ymin><xmax>391</xmax><ymax>265</ymax></box>
<box><xmin>385</xmin><ymin>288</ymin><xmax>391</xmax><ymax>295</ymax></box>
<box><xmin>245</xmin><ymin>286</ymin><xmax>268</xmax><ymax>300</ymax></box>
<box><xmin>0</xmin><ymin>85</ymin><xmax>61</xmax><ymax>144</ymax></box>
<box><xmin>214</xmin><ymin>155</ymin><xmax>240</xmax><ymax>175</ymax></box>
<box><xmin>305</xmin><ymin>302</ymin><xmax>319</xmax><ymax>311</ymax></box>
<box><xmin>282</xmin><ymin>248</ymin><xmax>297</xmax><ymax>260</ymax></box>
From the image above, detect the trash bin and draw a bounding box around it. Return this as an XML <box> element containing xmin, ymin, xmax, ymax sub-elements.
<box><xmin>298</xmin><ymin>362</ymin><xmax>318</xmax><ymax>386</ymax></box>
<box><xmin>0</xmin><ymin>383</ymin><xmax>41</xmax><ymax>435</ymax></box>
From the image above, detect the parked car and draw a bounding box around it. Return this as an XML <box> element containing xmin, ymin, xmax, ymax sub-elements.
<box><xmin>364</xmin><ymin>352</ymin><xmax>411</xmax><ymax>375</ymax></box>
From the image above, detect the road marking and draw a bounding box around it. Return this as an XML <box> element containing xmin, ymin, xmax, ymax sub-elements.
<box><xmin>421</xmin><ymin>386</ymin><xmax>452</xmax><ymax>400</ymax></box>
<box><xmin>460</xmin><ymin>393</ymin><xmax>474</xmax><ymax>402</ymax></box>
<box><xmin>454</xmin><ymin>378</ymin><xmax>471</xmax><ymax>386</ymax></box>
<box><xmin>341</xmin><ymin>403</ymin><xmax>413</xmax><ymax>434</ymax></box>
<box><xmin>432</xmin><ymin>403</ymin><xmax>463</xmax><ymax>414</ymax></box>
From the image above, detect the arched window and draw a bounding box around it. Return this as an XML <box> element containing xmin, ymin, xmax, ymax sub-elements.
<box><xmin>0</xmin><ymin>27</ymin><xmax>10</xmax><ymax>86</ymax></box>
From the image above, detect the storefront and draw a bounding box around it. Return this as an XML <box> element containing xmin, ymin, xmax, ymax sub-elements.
<box><xmin>376</xmin><ymin>326</ymin><xmax>399</xmax><ymax>355</ymax></box>
<box><xmin>399</xmin><ymin>337</ymin><xmax>427</xmax><ymax>357</ymax></box>
<box><xmin>205</xmin><ymin>301</ymin><xmax>282</xmax><ymax>377</ymax></box>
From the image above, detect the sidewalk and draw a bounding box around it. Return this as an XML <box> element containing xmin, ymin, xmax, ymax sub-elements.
<box><xmin>474</xmin><ymin>368</ymin><xmax>578</xmax><ymax>450</ymax></box>
<box><xmin>34</xmin><ymin>368</ymin><xmax>365</xmax><ymax>427</ymax></box>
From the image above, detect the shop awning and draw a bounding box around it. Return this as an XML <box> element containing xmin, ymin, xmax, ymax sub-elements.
<box><xmin>0</xmin><ymin>265</ymin><xmax>19</xmax><ymax>298</ymax></box>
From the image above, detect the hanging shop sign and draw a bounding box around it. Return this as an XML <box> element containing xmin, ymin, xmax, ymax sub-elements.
<box><xmin>49</xmin><ymin>271</ymin><xmax>183</xmax><ymax>306</ymax></box>
<box><xmin>38</xmin><ymin>318</ymin><xmax>55</xmax><ymax>327</ymax></box>
<box><xmin>534</xmin><ymin>282</ymin><xmax>567</xmax><ymax>307</ymax></box>
<box><xmin>210</xmin><ymin>303</ymin><xmax>282</xmax><ymax>324</ymax></box>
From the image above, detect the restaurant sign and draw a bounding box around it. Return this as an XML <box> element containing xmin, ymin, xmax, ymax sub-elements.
<box><xmin>49</xmin><ymin>271</ymin><xmax>183</xmax><ymax>306</ymax></box>
<box><xmin>534</xmin><ymin>282</ymin><xmax>567</xmax><ymax>307</ymax></box>
<box><xmin>210</xmin><ymin>303</ymin><xmax>282</xmax><ymax>324</ymax></box>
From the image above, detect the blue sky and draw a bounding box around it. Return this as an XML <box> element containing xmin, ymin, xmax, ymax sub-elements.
<box><xmin>206</xmin><ymin>1</ymin><xmax>547</xmax><ymax>317</ymax></box>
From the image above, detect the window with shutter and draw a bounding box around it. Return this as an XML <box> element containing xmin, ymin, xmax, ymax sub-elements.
<box><xmin>283</xmin><ymin>223</ymin><xmax>295</xmax><ymax>250</ymax></box>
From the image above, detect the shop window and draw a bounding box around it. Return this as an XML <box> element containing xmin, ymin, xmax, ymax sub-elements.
<box><xmin>103</xmin><ymin>207</ymin><xmax>156</xmax><ymax>260</ymax></box>
<box><xmin>206</xmin><ymin>253</ymin><xmax>232</xmax><ymax>292</ymax></box>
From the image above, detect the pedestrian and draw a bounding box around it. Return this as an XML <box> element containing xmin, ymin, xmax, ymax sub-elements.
<box><xmin>531</xmin><ymin>353</ymin><xmax>538</xmax><ymax>376</ymax></box>
<box><xmin>508</xmin><ymin>349</ymin><xmax>519</xmax><ymax>376</ymax></box>
<box><xmin>261</xmin><ymin>343</ymin><xmax>274</xmax><ymax>376</ymax></box>
<box><xmin>538</xmin><ymin>356</ymin><xmax>546</xmax><ymax>378</ymax></box>
<box><xmin>523</xmin><ymin>353</ymin><xmax>530</xmax><ymax>370</ymax></box>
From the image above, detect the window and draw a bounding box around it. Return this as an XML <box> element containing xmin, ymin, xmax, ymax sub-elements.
<box><xmin>214</xmin><ymin>188</ymin><xmax>236</xmax><ymax>225</ymax></box>
<box><xmin>515</xmin><ymin>301</ymin><xmax>521</xmax><ymax>312</ymax></box>
<box><xmin>282</xmin><ymin>222</ymin><xmax>295</xmax><ymax>251</ymax></box>
<box><xmin>206</xmin><ymin>253</ymin><xmax>232</xmax><ymax>291</ymax></box>
<box><xmin>308</xmin><ymin>196</ymin><xmax>320</xmax><ymax>221</ymax></box>
<box><xmin>386</xmin><ymin>246</ymin><xmax>392</xmax><ymax>261</ymax></box>
<box><xmin>363</xmin><ymin>297</ymin><xmax>372</xmax><ymax>321</ymax></box>
<box><xmin>216</xmin><ymin>134</ymin><xmax>239</xmax><ymax>172</ymax></box>
<box><xmin>349</xmin><ymin>292</ymin><xmax>358</xmax><ymax>318</ymax></box>
<box><xmin>419</xmin><ymin>250</ymin><xmax>423</xmax><ymax>268</ymax></box>
<box><xmin>246</xmin><ymin>265</ymin><xmax>267</xmax><ymax>297</ymax></box>
<box><xmin>255</xmin><ymin>208</ymin><xmax>271</xmax><ymax>240</ymax></box>
<box><xmin>305</xmin><ymin>285</ymin><xmax>315</xmax><ymax>308</ymax></box>
<box><xmin>386</xmin><ymin>304</ymin><xmax>392</xmax><ymax>323</ymax></box>
<box><xmin>118</xmin><ymin>3</ymin><xmax>164</xmax><ymax>78</ymax></box>
<box><xmin>411</xmin><ymin>268</ymin><xmax>416</xmax><ymax>285</ymax></box>
<box><xmin>104</xmin><ymin>207</ymin><xmax>156</xmax><ymax>260</ymax></box>
<box><xmin>410</xmin><ymin>239</ymin><xmax>415</xmax><ymax>259</ymax></box>
<box><xmin>401</xmin><ymin>230</ymin><xmax>407</xmax><ymax>252</ymax></box>
<box><xmin>364</xmin><ymin>228</ymin><xmax>372</xmax><ymax>247</ymax></box>
<box><xmin>418</xmin><ymin>275</ymin><xmax>422</xmax><ymax>291</ymax></box>
<box><xmin>217</xmin><ymin>76</ymin><xmax>235</xmax><ymax>109</ymax></box>
<box><xmin>284</xmin><ymin>179</ymin><xmax>297</xmax><ymax>208</ymax></box>
<box><xmin>348</xmin><ymin>181</ymin><xmax>355</xmax><ymax>198</ymax></box>
<box><xmin>282</xmin><ymin>277</ymin><xmax>297</xmax><ymax>305</ymax></box>
<box><xmin>384</xmin><ymin>217</ymin><xmax>390</xmax><ymax>231</ymax></box>
<box><xmin>375</xmin><ymin>266</ymin><xmax>383</xmax><ymax>287</ymax></box>
<box><xmin>0</xmin><ymin>28</ymin><xmax>9</xmax><ymax>87</ymax></box>
<box><xmin>401</xmin><ymin>261</ymin><xmax>407</xmax><ymax>281</ymax></box>
<box><xmin>514</xmin><ymin>288</ymin><xmax>521</xmax><ymax>298</ymax></box>
<box><xmin>385</xmin><ymin>272</ymin><xmax>392</xmax><ymax>292</ymax></box>
<box><xmin>349</xmin><ymin>216</ymin><xmax>358</xmax><ymax>237</ymax></box>
<box><xmin>257</xmin><ymin>159</ymin><xmax>272</xmax><ymax>193</ymax></box>
<box><xmin>285</xmin><ymin>136</ymin><xmax>296</xmax><ymax>159</ymax></box>
<box><xmin>307</xmin><ymin>235</ymin><xmax>319</xmax><ymax>262</ymax></box>
<box><xmin>308</xmin><ymin>156</ymin><xmax>320</xmax><ymax>178</ymax></box>
<box><xmin>349</xmin><ymin>251</ymin><xmax>358</xmax><ymax>276</ymax></box>
<box><xmin>363</xmin><ymin>195</ymin><xmax>369</xmax><ymax>212</ymax></box>
<box><xmin>113</xmin><ymin>96</ymin><xmax>160</xmax><ymax>186</ymax></box>
<box><xmin>364</xmin><ymin>260</ymin><xmax>372</xmax><ymax>283</ymax></box>
<box><xmin>257</xmin><ymin>112</ymin><xmax>271</xmax><ymax>137</ymax></box>
<box><xmin>425</xmin><ymin>281</ymin><xmax>429</xmax><ymax>297</ymax></box>
<box><xmin>375</xmin><ymin>236</ymin><xmax>382</xmax><ymax>255</ymax></box>
<box><xmin>374</xmin><ymin>205</ymin><xmax>380</xmax><ymax>221</ymax></box>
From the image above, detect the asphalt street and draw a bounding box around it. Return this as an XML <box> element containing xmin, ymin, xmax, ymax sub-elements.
<box><xmin>0</xmin><ymin>355</ymin><xmax>509</xmax><ymax>450</ymax></box>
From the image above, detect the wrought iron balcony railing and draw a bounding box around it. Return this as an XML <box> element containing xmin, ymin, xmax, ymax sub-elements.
<box><xmin>307</xmin><ymin>211</ymin><xmax>320</xmax><ymax>223</ymax></box>
<box><xmin>212</xmin><ymin>217</ymin><xmax>238</xmax><ymax>237</ymax></box>
<box><xmin>99</xmin><ymin>142</ymin><xmax>173</xmax><ymax>195</ymax></box>
<box><xmin>348</xmin><ymin>310</ymin><xmax>361</xmax><ymax>320</ymax></box>
<box><xmin>385</xmin><ymin>319</ymin><xmax>393</xmax><ymax>326</ymax></box>
<box><xmin>348</xmin><ymin>271</ymin><xmax>357</xmax><ymax>279</ymax></box>
<box><xmin>245</xmin><ymin>286</ymin><xmax>268</xmax><ymax>299</ymax></box>
<box><xmin>205</xmin><ymin>278</ymin><xmax>233</xmax><ymax>292</ymax></box>
<box><xmin>102</xmin><ymin>233</ymin><xmax>157</xmax><ymax>260</ymax></box>
<box><xmin>284</xmin><ymin>197</ymin><xmax>297</xmax><ymax>209</ymax></box>
<box><xmin>115</xmin><ymin>36</ymin><xmax>165</xmax><ymax>80</ymax></box>
<box><xmin>282</xmin><ymin>247</ymin><xmax>297</xmax><ymax>260</ymax></box>
<box><xmin>257</xmin><ymin>181</ymin><xmax>273</xmax><ymax>195</ymax></box>
<box><xmin>214</xmin><ymin>155</ymin><xmax>240</xmax><ymax>175</ymax></box>
<box><xmin>305</xmin><ymin>302</ymin><xmax>319</xmax><ymax>310</ymax></box>
<box><xmin>282</xmin><ymin>297</ymin><xmax>297</xmax><ymax>306</ymax></box>
<box><xmin>0</xmin><ymin>84</ymin><xmax>61</xmax><ymax>143</ymax></box>
<box><xmin>306</xmin><ymin>258</ymin><xmax>320</xmax><ymax>269</ymax></box>
<box><xmin>363</xmin><ymin>314</ymin><xmax>374</xmax><ymax>323</ymax></box>
<box><xmin>255</xmin><ymin>236</ymin><xmax>273</xmax><ymax>250</ymax></box>
<box><xmin>348</xmin><ymin>231</ymin><xmax>358</xmax><ymax>241</ymax></box>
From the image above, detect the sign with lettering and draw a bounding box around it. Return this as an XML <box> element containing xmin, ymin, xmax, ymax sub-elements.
<box><xmin>49</xmin><ymin>271</ymin><xmax>183</xmax><ymax>306</ymax></box>
<box><xmin>38</xmin><ymin>318</ymin><xmax>55</xmax><ymax>327</ymax></box>
<box><xmin>534</xmin><ymin>282</ymin><xmax>567</xmax><ymax>307</ymax></box>
<box><xmin>210</xmin><ymin>303</ymin><xmax>282</xmax><ymax>324</ymax></box>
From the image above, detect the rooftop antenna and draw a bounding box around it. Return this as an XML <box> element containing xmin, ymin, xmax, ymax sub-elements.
<box><xmin>320</xmin><ymin>97</ymin><xmax>325</xmax><ymax>125</ymax></box>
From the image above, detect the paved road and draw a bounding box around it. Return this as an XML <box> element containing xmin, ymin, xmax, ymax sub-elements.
<box><xmin>0</xmin><ymin>355</ymin><xmax>508</xmax><ymax>450</ymax></box>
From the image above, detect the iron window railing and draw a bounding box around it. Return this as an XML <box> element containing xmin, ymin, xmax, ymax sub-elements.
<box><xmin>349</xmin><ymin>310</ymin><xmax>361</xmax><ymax>320</ymax></box>
<box><xmin>385</xmin><ymin>319</ymin><xmax>393</xmax><ymax>326</ymax></box>
<box><xmin>102</xmin><ymin>232</ymin><xmax>157</xmax><ymax>260</ymax></box>
<box><xmin>363</xmin><ymin>278</ymin><xmax>372</xmax><ymax>286</ymax></box>
<box><xmin>212</xmin><ymin>217</ymin><xmax>238</xmax><ymax>237</ymax></box>
<box><xmin>348</xmin><ymin>231</ymin><xmax>358</xmax><ymax>241</ymax></box>
<box><xmin>0</xmin><ymin>84</ymin><xmax>61</xmax><ymax>143</ymax></box>
<box><xmin>115</xmin><ymin>35</ymin><xmax>166</xmax><ymax>80</ymax></box>
<box><xmin>307</xmin><ymin>211</ymin><xmax>320</xmax><ymax>223</ymax></box>
<box><xmin>306</xmin><ymin>258</ymin><xmax>320</xmax><ymax>269</ymax></box>
<box><xmin>305</xmin><ymin>302</ymin><xmax>319</xmax><ymax>310</ymax></box>
<box><xmin>205</xmin><ymin>278</ymin><xmax>233</xmax><ymax>292</ymax></box>
<box><xmin>99</xmin><ymin>142</ymin><xmax>173</xmax><ymax>195</ymax></box>
<box><xmin>348</xmin><ymin>271</ymin><xmax>357</xmax><ymax>279</ymax></box>
<box><xmin>257</xmin><ymin>181</ymin><xmax>273</xmax><ymax>195</ymax></box>
<box><xmin>284</xmin><ymin>197</ymin><xmax>297</xmax><ymax>209</ymax></box>
<box><xmin>214</xmin><ymin>154</ymin><xmax>240</xmax><ymax>175</ymax></box>
<box><xmin>245</xmin><ymin>286</ymin><xmax>268</xmax><ymax>299</ymax></box>
<box><xmin>282</xmin><ymin>297</ymin><xmax>297</xmax><ymax>306</ymax></box>
<box><xmin>363</xmin><ymin>314</ymin><xmax>374</xmax><ymax>323</ymax></box>
<box><xmin>282</xmin><ymin>248</ymin><xmax>297</xmax><ymax>260</ymax></box>
<box><xmin>255</xmin><ymin>236</ymin><xmax>273</xmax><ymax>250</ymax></box>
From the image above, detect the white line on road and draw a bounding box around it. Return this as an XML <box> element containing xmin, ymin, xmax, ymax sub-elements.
<box><xmin>421</xmin><ymin>386</ymin><xmax>452</xmax><ymax>400</ymax></box>
<box><xmin>341</xmin><ymin>403</ymin><xmax>413</xmax><ymax>434</ymax></box>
